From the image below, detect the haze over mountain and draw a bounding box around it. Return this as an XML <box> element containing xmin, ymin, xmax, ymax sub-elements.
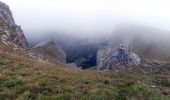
<box><xmin>1</xmin><ymin>0</ymin><xmax>170</xmax><ymax>69</ymax></box>
<box><xmin>0</xmin><ymin>1</ymin><xmax>170</xmax><ymax>99</ymax></box>
<box><xmin>2</xmin><ymin>0</ymin><xmax>170</xmax><ymax>40</ymax></box>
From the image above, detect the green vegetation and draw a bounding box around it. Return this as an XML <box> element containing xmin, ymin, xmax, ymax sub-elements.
<box><xmin>0</xmin><ymin>52</ymin><xmax>170</xmax><ymax>100</ymax></box>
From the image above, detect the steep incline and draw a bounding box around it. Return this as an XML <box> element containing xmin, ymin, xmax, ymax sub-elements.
<box><xmin>0</xmin><ymin>1</ymin><xmax>27</xmax><ymax>48</ymax></box>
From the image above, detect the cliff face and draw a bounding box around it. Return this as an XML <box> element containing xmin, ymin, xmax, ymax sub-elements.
<box><xmin>0</xmin><ymin>1</ymin><xmax>27</xmax><ymax>48</ymax></box>
<box><xmin>0</xmin><ymin>2</ymin><xmax>48</xmax><ymax>62</ymax></box>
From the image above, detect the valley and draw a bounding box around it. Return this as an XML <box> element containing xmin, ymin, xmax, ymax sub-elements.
<box><xmin>0</xmin><ymin>1</ymin><xmax>170</xmax><ymax>100</ymax></box>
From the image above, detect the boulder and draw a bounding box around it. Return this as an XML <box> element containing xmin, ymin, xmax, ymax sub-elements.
<box><xmin>97</xmin><ymin>45</ymin><xmax>141</xmax><ymax>70</ymax></box>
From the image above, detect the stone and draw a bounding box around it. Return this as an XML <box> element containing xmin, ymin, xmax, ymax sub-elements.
<box><xmin>97</xmin><ymin>45</ymin><xmax>141</xmax><ymax>70</ymax></box>
<box><xmin>0</xmin><ymin>1</ymin><xmax>27</xmax><ymax>48</ymax></box>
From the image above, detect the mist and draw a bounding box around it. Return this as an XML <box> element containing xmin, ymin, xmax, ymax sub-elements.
<box><xmin>2</xmin><ymin>0</ymin><xmax>170</xmax><ymax>40</ymax></box>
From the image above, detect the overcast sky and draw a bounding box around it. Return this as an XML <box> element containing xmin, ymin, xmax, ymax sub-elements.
<box><xmin>2</xmin><ymin>0</ymin><xmax>170</xmax><ymax>37</ymax></box>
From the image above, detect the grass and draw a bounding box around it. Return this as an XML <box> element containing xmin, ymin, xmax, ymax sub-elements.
<box><xmin>0</xmin><ymin>51</ymin><xmax>170</xmax><ymax>100</ymax></box>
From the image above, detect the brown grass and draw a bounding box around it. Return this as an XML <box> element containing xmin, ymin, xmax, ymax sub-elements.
<box><xmin>0</xmin><ymin>50</ymin><xmax>169</xmax><ymax>100</ymax></box>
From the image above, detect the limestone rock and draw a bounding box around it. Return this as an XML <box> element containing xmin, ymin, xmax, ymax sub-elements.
<box><xmin>0</xmin><ymin>1</ymin><xmax>27</xmax><ymax>48</ymax></box>
<box><xmin>97</xmin><ymin>45</ymin><xmax>141</xmax><ymax>70</ymax></box>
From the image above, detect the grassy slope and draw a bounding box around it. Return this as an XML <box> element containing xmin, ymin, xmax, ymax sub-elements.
<box><xmin>0</xmin><ymin>51</ymin><xmax>170</xmax><ymax>100</ymax></box>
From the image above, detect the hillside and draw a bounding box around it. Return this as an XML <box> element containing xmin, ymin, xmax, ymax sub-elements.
<box><xmin>33</xmin><ymin>39</ymin><xmax>66</xmax><ymax>64</ymax></box>
<box><xmin>0</xmin><ymin>1</ymin><xmax>170</xmax><ymax>100</ymax></box>
<box><xmin>0</xmin><ymin>50</ymin><xmax>170</xmax><ymax>100</ymax></box>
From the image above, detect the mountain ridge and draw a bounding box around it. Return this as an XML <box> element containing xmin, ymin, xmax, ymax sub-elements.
<box><xmin>0</xmin><ymin>1</ymin><xmax>170</xmax><ymax>99</ymax></box>
<box><xmin>33</xmin><ymin>39</ymin><xmax>66</xmax><ymax>63</ymax></box>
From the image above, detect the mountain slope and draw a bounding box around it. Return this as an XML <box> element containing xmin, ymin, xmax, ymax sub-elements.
<box><xmin>0</xmin><ymin>51</ymin><xmax>170</xmax><ymax>100</ymax></box>
<box><xmin>0</xmin><ymin>1</ymin><xmax>169</xmax><ymax>100</ymax></box>
<box><xmin>33</xmin><ymin>40</ymin><xmax>66</xmax><ymax>63</ymax></box>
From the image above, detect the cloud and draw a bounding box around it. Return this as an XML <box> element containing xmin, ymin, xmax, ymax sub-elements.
<box><xmin>1</xmin><ymin>0</ymin><xmax>170</xmax><ymax>38</ymax></box>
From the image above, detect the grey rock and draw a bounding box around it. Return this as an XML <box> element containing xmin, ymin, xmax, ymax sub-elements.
<box><xmin>0</xmin><ymin>1</ymin><xmax>27</xmax><ymax>48</ymax></box>
<box><xmin>97</xmin><ymin>45</ymin><xmax>141</xmax><ymax>70</ymax></box>
<box><xmin>0</xmin><ymin>1</ymin><xmax>49</xmax><ymax>63</ymax></box>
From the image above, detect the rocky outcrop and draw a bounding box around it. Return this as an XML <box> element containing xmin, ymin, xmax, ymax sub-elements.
<box><xmin>0</xmin><ymin>1</ymin><xmax>27</xmax><ymax>48</ymax></box>
<box><xmin>97</xmin><ymin>45</ymin><xmax>140</xmax><ymax>70</ymax></box>
<box><xmin>0</xmin><ymin>1</ymin><xmax>49</xmax><ymax>63</ymax></box>
<box><xmin>33</xmin><ymin>40</ymin><xmax>66</xmax><ymax>63</ymax></box>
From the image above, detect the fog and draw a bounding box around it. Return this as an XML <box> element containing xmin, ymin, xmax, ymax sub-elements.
<box><xmin>2</xmin><ymin>0</ymin><xmax>170</xmax><ymax>39</ymax></box>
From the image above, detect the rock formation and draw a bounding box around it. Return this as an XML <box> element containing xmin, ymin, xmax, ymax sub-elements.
<box><xmin>0</xmin><ymin>1</ymin><xmax>50</xmax><ymax>62</ymax></box>
<box><xmin>0</xmin><ymin>1</ymin><xmax>27</xmax><ymax>48</ymax></box>
<box><xmin>97</xmin><ymin>45</ymin><xmax>140</xmax><ymax>70</ymax></box>
<box><xmin>97</xmin><ymin>30</ymin><xmax>141</xmax><ymax>70</ymax></box>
